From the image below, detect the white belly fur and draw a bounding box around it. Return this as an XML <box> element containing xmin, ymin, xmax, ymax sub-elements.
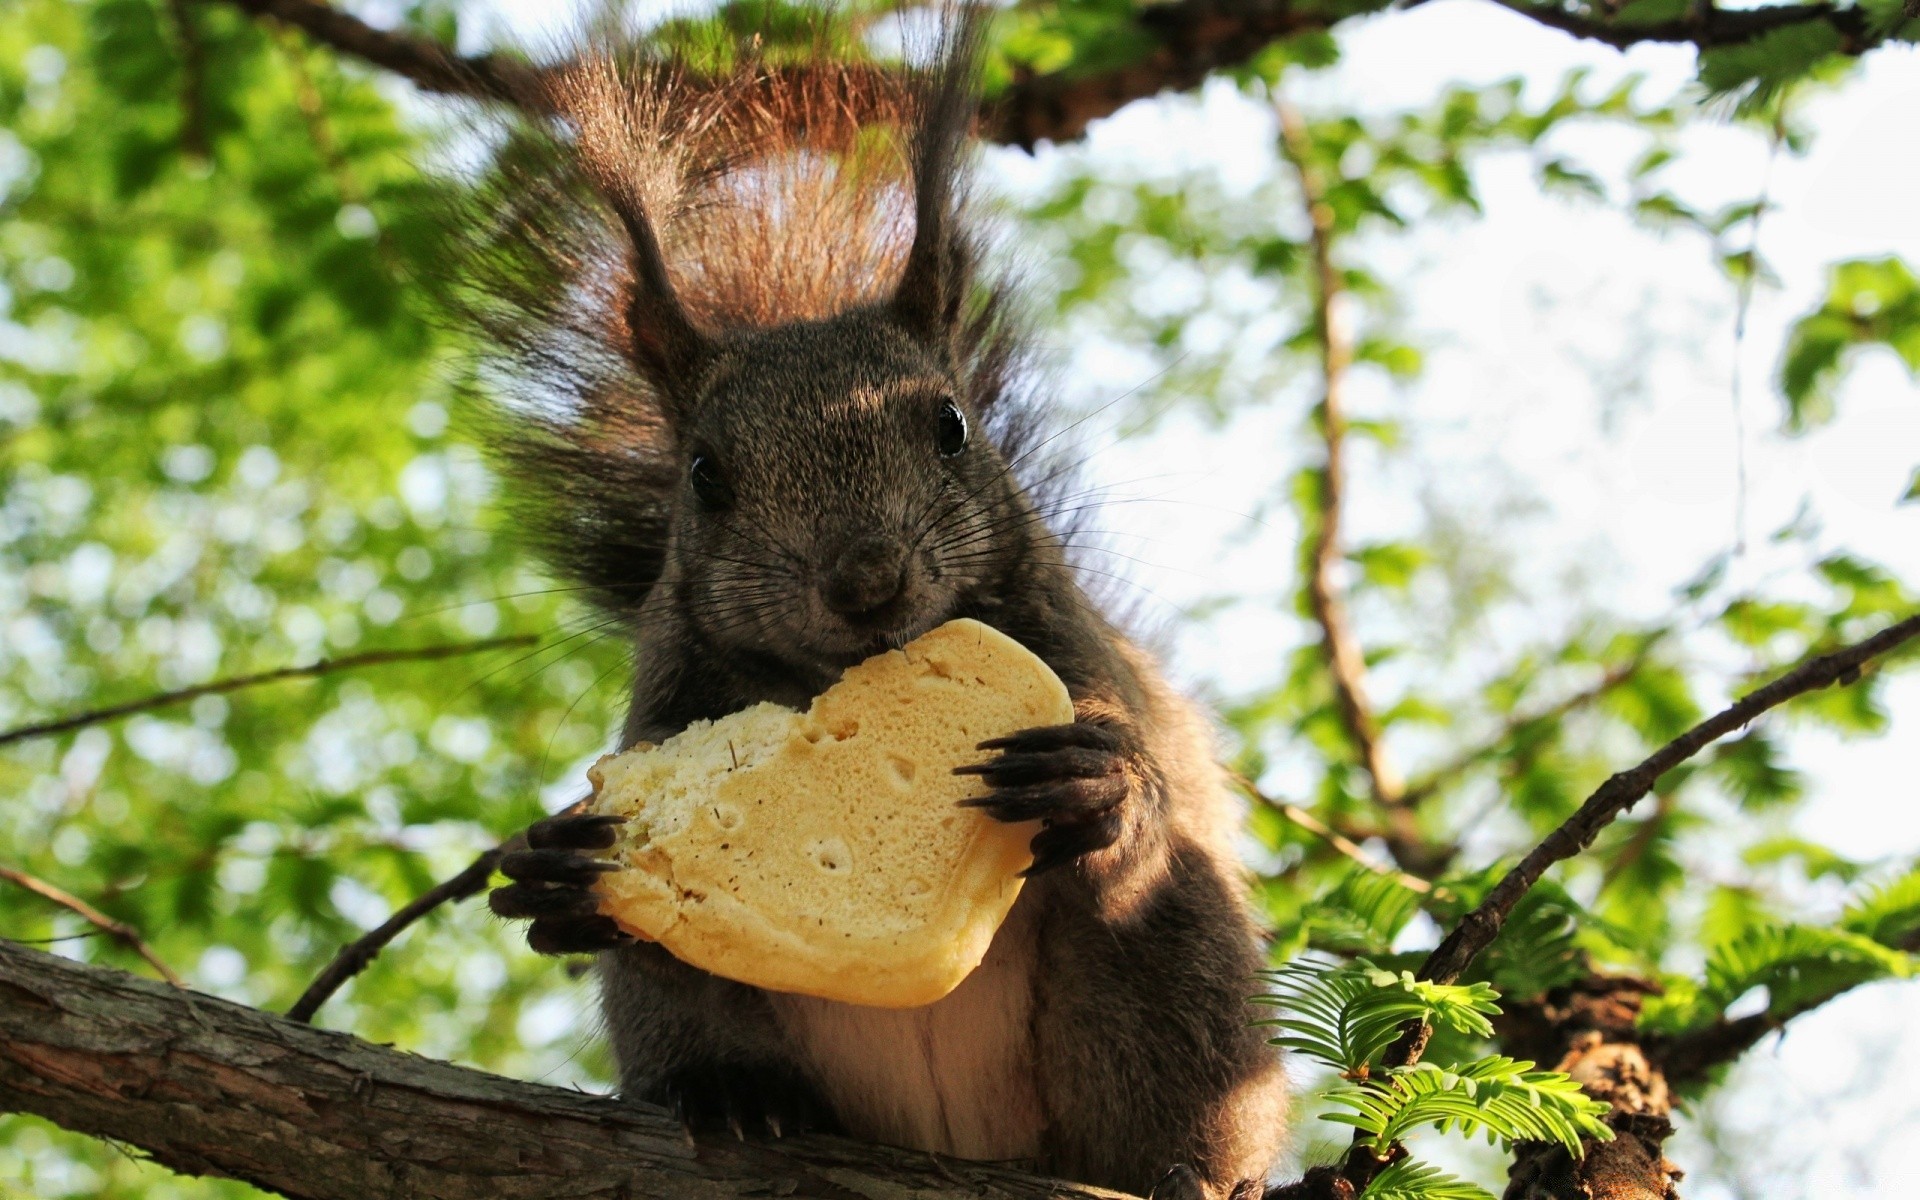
<box><xmin>769</xmin><ymin>898</ymin><xmax>1044</xmax><ymax>1160</ymax></box>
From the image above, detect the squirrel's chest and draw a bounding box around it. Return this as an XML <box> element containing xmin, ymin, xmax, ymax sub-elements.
<box><xmin>769</xmin><ymin>899</ymin><xmax>1044</xmax><ymax>1160</ymax></box>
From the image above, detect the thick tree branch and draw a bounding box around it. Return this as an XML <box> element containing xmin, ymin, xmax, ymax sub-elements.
<box><xmin>0</xmin><ymin>867</ymin><xmax>182</xmax><ymax>986</ymax></box>
<box><xmin>1485</xmin><ymin>0</ymin><xmax>1873</xmax><ymax>53</ymax></box>
<box><xmin>0</xmin><ymin>939</ymin><xmax>1122</xmax><ymax>1200</ymax></box>
<box><xmin>0</xmin><ymin>636</ymin><xmax>535</xmax><ymax>749</ymax></box>
<box><xmin>208</xmin><ymin>0</ymin><xmax>1904</xmax><ymax>151</ymax></box>
<box><xmin>217</xmin><ymin>0</ymin><xmax>548</xmax><ymax>106</ymax></box>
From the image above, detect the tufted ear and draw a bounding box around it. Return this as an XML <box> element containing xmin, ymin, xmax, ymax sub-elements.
<box><xmin>890</xmin><ymin>9</ymin><xmax>988</xmax><ymax>357</ymax></box>
<box><xmin>615</xmin><ymin>203</ymin><xmax>713</xmax><ymax>410</ymax></box>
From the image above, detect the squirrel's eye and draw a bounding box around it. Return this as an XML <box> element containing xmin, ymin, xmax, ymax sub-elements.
<box><xmin>936</xmin><ymin>400</ymin><xmax>968</xmax><ymax>459</ymax></box>
<box><xmin>688</xmin><ymin>455</ymin><xmax>731</xmax><ymax>509</ymax></box>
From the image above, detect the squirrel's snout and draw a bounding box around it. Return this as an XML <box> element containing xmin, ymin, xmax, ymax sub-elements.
<box><xmin>822</xmin><ymin>535</ymin><xmax>910</xmax><ymax>620</ymax></box>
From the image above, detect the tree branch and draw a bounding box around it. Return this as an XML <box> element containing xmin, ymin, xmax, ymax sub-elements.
<box><xmin>0</xmin><ymin>866</ymin><xmax>182</xmax><ymax>986</ymax></box>
<box><xmin>209</xmin><ymin>0</ymin><xmax>1901</xmax><ymax>151</ymax></box>
<box><xmin>0</xmin><ymin>636</ymin><xmax>536</xmax><ymax>749</ymax></box>
<box><xmin>285</xmin><ymin>844</ymin><xmax>510</xmax><ymax>1024</ymax></box>
<box><xmin>217</xmin><ymin>0</ymin><xmax>548</xmax><ymax>106</ymax></box>
<box><xmin>1274</xmin><ymin>91</ymin><xmax>1448</xmax><ymax>884</ymax></box>
<box><xmin>1400</xmin><ymin>641</ymin><xmax>1660</xmax><ymax>808</ymax></box>
<box><xmin>1233</xmin><ymin>773</ymin><xmax>1436</xmax><ymax>894</ymax></box>
<box><xmin>0</xmin><ymin>939</ymin><xmax>1123</xmax><ymax>1200</ymax></box>
<box><xmin>1418</xmin><ymin>611</ymin><xmax>1920</xmax><ymax>992</ymax></box>
<box><xmin>1484</xmin><ymin>0</ymin><xmax>1873</xmax><ymax>54</ymax></box>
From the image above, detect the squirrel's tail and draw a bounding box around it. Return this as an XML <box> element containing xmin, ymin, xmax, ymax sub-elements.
<box><xmin>455</xmin><ymin>12</ymin><xmax>1014</xmax><ymax>614</ymax></box>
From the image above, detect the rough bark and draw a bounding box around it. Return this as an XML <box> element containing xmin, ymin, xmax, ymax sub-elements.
<box><xmin>0</xmin><ymin>939</ymin><xmax>1120</xmax><ymax>1200</ymax></box>
<box><xmin>1496</xmin><ymin>979</ymin><xmax>1681</xmax><ymax>1200</ymax></box>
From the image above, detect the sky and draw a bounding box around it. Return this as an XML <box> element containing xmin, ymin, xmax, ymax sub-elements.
<box><xmin>469</xmin><ymin>2</ymin><xmax>1919</xmax><ymax>1194</ymax></box>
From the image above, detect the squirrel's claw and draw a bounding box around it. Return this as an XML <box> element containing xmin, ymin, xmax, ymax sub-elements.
<box><xmin>526</xmin><ymin>913</ymin><xmax>632</xmax><ymax>955</ymax></box>
<box><xmin>956</xmin><ymin>721</ymin><xmax>1134</xmax><ymax>872</ymax></box>
<box><xmin>499</xmin><ymin>847</ymin><xmax>620</xmax><ymax>887</ymax></box>
<box><xmin>526</xmin><ymin>810</ymin><xmax>626</xmax><ymax>850</ymax></box>
<box><xmin>493</xmin><ymin>811</ymin><xmax>630</xmax><ymax>955</ymax></box>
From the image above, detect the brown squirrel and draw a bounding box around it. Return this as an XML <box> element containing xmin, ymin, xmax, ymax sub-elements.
<box><xmin>475</xmin><ymin>15</ymin><xmax>1287</xmax><ymax>1199</ymax></box>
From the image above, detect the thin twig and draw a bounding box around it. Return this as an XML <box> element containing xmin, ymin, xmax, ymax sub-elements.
<box><xmin>0</xmin><ymin>636</ymin><xmax>536</xmax><ymax>749</ymax></box>
<box><xmin>0</xmin><ymin>863</ymin><xmax>182</xmax><ymax>985</ymax></box>
<box><xmin>1232</xmin><ymin>773</ymin><xmax>1434</xmax><ymax>895</ymax></box>
<box><xmin>1418</xmin><ymin>613</ymin><xmax>1920</xmax><ymax>1002</ymax></box>
<box><xmin>1400</xmin><ymin>640</ymin><xmax>1662</xmax><ymax>808</ymax></box>
<box><xmin>286</xmin><ymin>841</ymin><xmax>512</xmax><ymax>1023</ymax></box>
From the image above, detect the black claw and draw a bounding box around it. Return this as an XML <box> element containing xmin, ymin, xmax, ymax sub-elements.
<box><xmin>526</xmin><ymin>914</ymin><xmax>631</xmax><ymax>955</ymax></box>
<box><xmin>500</xmin><ymin>847</ymin><xmax>620</xmax><ymax>886</ymax></box>
<box><xmin>1021</xmin><ymin>810</ymin><xmax>1123</xmax><ymax>875</ymax></box>
<box><xmin>1149</xmin><ymin>1165</ymin><xmax>1208</xmax><ymax>1200</ymax></box>
<box><xmin>527</xmin><ymin>811</ymin><xmax>626</xmax><ymax>850</ymax></box>
<box><xmin>976</xmin><ymin>723</ymin><xmax>1122</xmax><ymax>754</ymax></box>
<box><xmin>953</xmin><ymin>746</ymin><xmax>1119</xmax><ymax>786</ymax></box>
<box><xmin>489</xmin><ymin>883</ymin><xmax>602</xmax><ymax>920</ymax></box>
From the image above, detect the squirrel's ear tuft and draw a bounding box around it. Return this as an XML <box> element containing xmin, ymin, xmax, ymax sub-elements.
<box><xmin>618</xmin><ymin>206</ymin><xmax>713</xmax><ymax>408</ymax></box>
<box><xmin>891</xmin><ymin>8</ymin><xmax>988</xmax><ymax>354</ymax></box>
<box><xmin>551</xmin><ymin>59</ymin><xmax>714</xmax><ymax>415</ymax></box>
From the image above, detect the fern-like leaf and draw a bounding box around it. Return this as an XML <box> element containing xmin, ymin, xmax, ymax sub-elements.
<box><xmin>1274</xmin><ymin>869</ymin><xmax>1427</xmax><ymax>958</ymax></box>
<box><xmin>1255</xmin><ymin>959</ymin><xmax>1500</xmax><ymax>1075</ymax></box>
<box><xmin>1324</xmin><ymin>1057</ymin><xmax>1613</xmax><ymax>1156</ymax></box>
<box><xmin>1840</xmin><ymin>864</ymin><xmax>1920</xmax><ymax>949</ymax></box>
<box><xmin>1640</xmin><ymin>923</ymin><xmax>1914</xmax><ymax>1034</ymax></box>
<box><xmin>1360</xmin><ymin>1159</ymin><xmax>1496</xmax><ymax>1200</ymax></box>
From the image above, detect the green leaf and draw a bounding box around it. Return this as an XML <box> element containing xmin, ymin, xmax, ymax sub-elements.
<box><xmin>1641</xmin><ymin>924</ymin><xmax>1914</xmax><ymax>1034</ymax></box>
<box><xmin>1254</xmin><ymin>958</ymin><xmax>1500</xmax><ymax>1074</ymax></box>
<box><xmin>1779</xmin><ymin>258</ymin><xmax>1920</xmax><ymax>430</ymax></box>
<box><xmin>1325</xmin><ymin>1056</ymin><xmax>1613</xmax><ymax>1156</ymax></box>
<box><xmin>1840</xmin><ymin>865</ymin><xmax>1920</xmax><ymax>949</ymax></box>
<box><xmin>1360</xmin><ymin>1158</ymin><xmax>1496</xmax><ymax>1200</ymax></box>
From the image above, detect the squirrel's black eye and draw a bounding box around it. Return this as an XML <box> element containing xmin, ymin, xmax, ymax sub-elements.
<box><xmin>936</xmin><ymin>400</ymin><xmax>968</xmax><ymax>459</ymax></box>
<box><xmin>688</xmin><ymin>455</ymin><xmax>731</xmax><ymax>510</ymax></box>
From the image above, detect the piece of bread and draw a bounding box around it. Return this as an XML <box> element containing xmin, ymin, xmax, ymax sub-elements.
<box><xmin>586</xmin><ymin>618</ymin><xmax>1073</xmax><ymax>1008</ymax></box>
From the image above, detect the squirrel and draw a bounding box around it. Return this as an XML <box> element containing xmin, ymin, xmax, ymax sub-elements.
<box><xmin>474</xmin><ymin>14</ymin><xmax>1288</xmax><ymax>1200</ymax></box>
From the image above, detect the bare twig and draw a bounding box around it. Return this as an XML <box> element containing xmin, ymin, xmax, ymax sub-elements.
<box><xmin>286</xmin><ymin>842</ymin><xmax>513</xmax><ymax>1023</ymax></box>
<box><xmin>1232</xmin><ymin>773</ymin><xmax>1434</xmax><ymax>894</ymax></box>
<box><xmin>0</xmin><ymin>636</ymin><xmax>536</xmax><ymax>749</ymax></box>
<box><xmin>0</xmin><ymin>864</ymin><xmax>182</xmax><ymax>986</ymax></box>
<box><xmin>1420</xmin><ymin>612</ymin><xmax>1920</xmax><ymax>992</ymax></box>
<box><xmin>1400</xmin><ymin>643</ymin><xmax>1659</xmax><ymax>808</ymax></box>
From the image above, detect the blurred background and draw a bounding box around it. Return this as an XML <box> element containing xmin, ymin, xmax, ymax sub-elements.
<box><xmin>1</xmin><ymin>1</ymin><xmax>1915</xmax><ymax>1196</ymax></box>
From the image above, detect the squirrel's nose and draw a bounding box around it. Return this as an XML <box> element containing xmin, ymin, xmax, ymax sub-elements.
<box><xmin>822</xmin><ymin>535</ymin><xmax>908</xmax><ymax>618</ymax></box>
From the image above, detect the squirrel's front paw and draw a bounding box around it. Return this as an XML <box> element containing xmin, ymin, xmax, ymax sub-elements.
<box><xmin>489</xmin><ymin>812</ymin><xmax>633</xmax><ymax>954</ymax></box>
<box><xmin>954</xmin><ymin>722</ymin><xmax>1132</xmax><ymax>876</ymax></box>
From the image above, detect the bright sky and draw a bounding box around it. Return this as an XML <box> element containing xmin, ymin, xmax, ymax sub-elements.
<box><xmin>473</xmin><ymin>2</ymin><xmax>1919</xmax><ymax>1193</ymax></box>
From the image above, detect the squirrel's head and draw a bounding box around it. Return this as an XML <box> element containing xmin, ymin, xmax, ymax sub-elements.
<box><xmin>471</xmin><ymin>14</ymin><xmax>1063</xmax><ymax>679</ymax></box>
<box><xmin>662</xmin><ymin>310</ymin><xmax>1031</xmax><ymax>674</ymax></box>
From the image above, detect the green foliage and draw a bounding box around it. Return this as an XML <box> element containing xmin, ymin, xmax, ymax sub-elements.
<box><xmin>1359</xmin><ymin>1159</ymin><xmax>1495</xmax><ymax>1200</ymax></box>
<box><xmin>1256</xmin><ymin>958</ymin><xmax>1500</xmax><ymax>1075</ymax></box>
<box><xmin>1269</xmin><ymin>869</ymin><xmax>1425</xmax><ymax>959</ymax></box>
<box><xmin>1838</xmin><ymin>865</ymin><xmax>1920</xmax><ymax>949</ymax></box>
<box><xmin>1325</xmin><ymin>1057</ymin><xmax>1613</xmax><ymax>1156</ymax></box>
<box><xmin>1641</xmin><ymin>923</ymin><xmax>1915</xmax><ymax>1035</ymax></box>
<box><xmin>1779</xmin><ymin>257</ymin><xmax>1920</xmax><ymax>430</ymax></box>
